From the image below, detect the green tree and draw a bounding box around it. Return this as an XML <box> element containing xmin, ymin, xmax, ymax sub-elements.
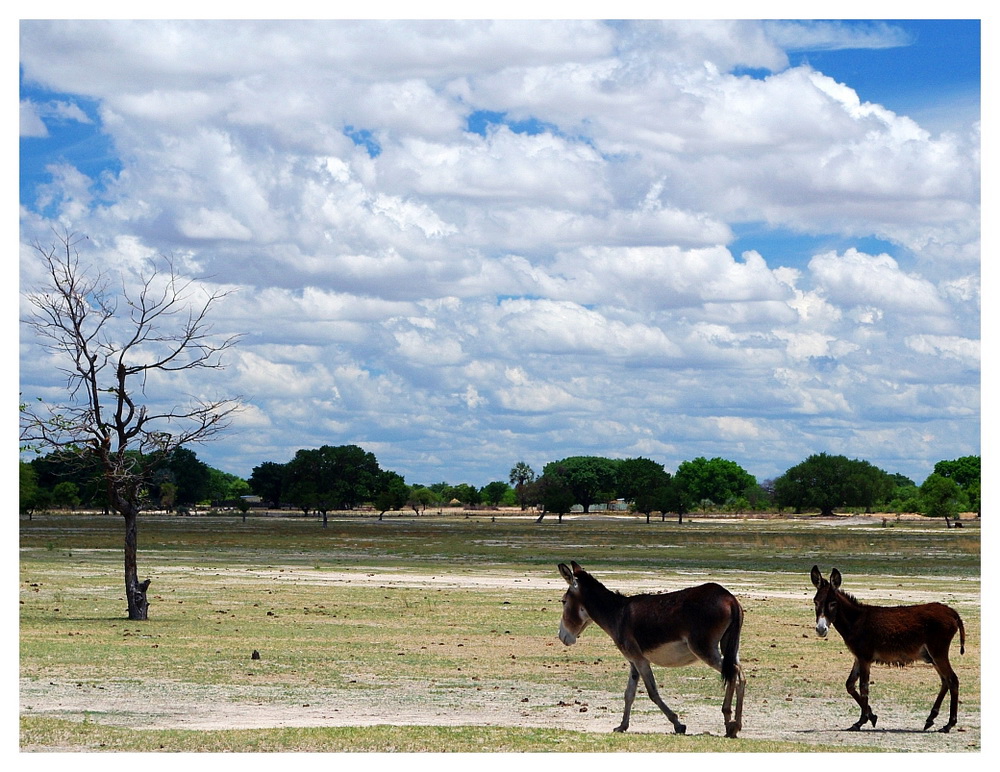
<box><xmin>616</xmin><ymin>457</ymin><xmax>676</xmax><ymax>523</ymax></box>
<box><xmin>933</xmin><ymin>456</ymin><xmax>980</xmax><ymax>489</ymax></box>
<box><xmin>920</xmin><ymin>474</ymin><xmax>963</xmax><ymax>522</ymax></box>
<box><xmin>236</xmin><ymin>497</ymin><xmax>251</xmax><ymax>522</ymax></box>
<box><xmin>616</xmin><ymin>457</ymin><xmax>670</xmax><ymax>501</ymax></box>
<box><xmin>51</xmin><ymin>481</ymin><xmax>81</xmax><ymax>509</ymax></box>
<box><xmin>508</xmin><ymin>461</ymin><xmax>536</xmax><ymax>510</ymax></box>
<box><xmin>164</xmin><ymin>447</ymin><xmax>213</xmax><ymax>505</ymax></box>
<box><xmin>159</xmin><ymin>481</ymin><xmax>178</xmax><ymax>512</ymax></box>
<box><xmin>934</xmin><ymin>456</ymin><xmax>980</xmax><ymax>515</ymax></box>
<box><xmin>20</xmin><ymin>233</ymin><xmax>241</xmax><ymax>620</ymax></box>
<box><xmin>535</xmin><ymin>470</ymin><xmax>576</xmax><ymax>523</ymax></box>
<box><xmin>31</xmin><ymin>449</ymin><xmax>106</xmax><ymax>510</ymax></box>
<box><xmin>205</xmin><ymin>466</ymin><xmax>251</xmax><ymax>504</ymax></box>
<box><xmin>542</xmin><ymin>456</ymin><xmax>619</xmax><ymax>514</ymax></box>
<box><xmin>20</xmin><ymin>462</ymin><xmax>47</xmax><ymax>519</ymax></box>
<box><xmin>635</xmin><ymin>483</ymin><xmax>680</xmax><ymax>524</ymax></box>
<box><xmin>407</xmin><ymin>485</ymin><xmax>439</xmax><ymax>515</ymax></box>
<box><xmin>283</xmin><ymin>444</ymin><xmax>384</xmax><ymax>526</ymax></box>
<box><xmin>774</xmin><ymin>453</ymin><xmax>892</xmax><ymax>517</ymax></box>
<box><xmin>447</xmin><ymin>483</ymin><xmax>481</xmax><ymax>507</ymax></box>
<box><xmin>375</xmin><ymin>471</ymin><xmax>409</xmax><ymax>519</ymax></box>
<box><xmin>481</xmin><ymin>480</ymin><xmax>511</xmax><ymax>507</ymax></box>
<box><xmin>673</xmin><ymin>457</ymin><xmax>757</xmax><ymax>513</ymax></box>
<box><xmin>248</xmin><ymin>461</ymin><xmax>286</xmax><ymax>507</ymax></box>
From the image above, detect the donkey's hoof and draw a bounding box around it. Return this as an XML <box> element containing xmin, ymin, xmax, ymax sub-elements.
<box><xmin>674</xmin><ymin>723</ymin><xmax>686</xmax><ymax>735</ymax></box>
<box><xmin>725</xmin><ymin>722</ymin><xmax>741</xmax><ymax>738</ymax></box>
<box><xmin>613</xmin><ymin>725</ymin><xmax>628</xmax><ymax>734</ymax></box>
<box><xmin>938</xmin><ymin>725</ymin><xmax>953</xmax><ymax>734</ymax></box>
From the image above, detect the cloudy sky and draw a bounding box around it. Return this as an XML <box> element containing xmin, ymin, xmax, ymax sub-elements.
<box><xmin>19</xmin><ymin>18</ymin><xmax>981</xmax><ymax>488</ymax></box>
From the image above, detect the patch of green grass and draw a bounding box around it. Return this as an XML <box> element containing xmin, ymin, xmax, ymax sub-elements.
<box><xmin>19</xmin><ymin>716</ymin><xmax>860</xmax><ymax>753</ymax></box>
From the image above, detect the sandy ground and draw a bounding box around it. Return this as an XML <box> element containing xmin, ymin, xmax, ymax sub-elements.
<box><xmin>22</xmin><ymin>569</ymin><xmax>981</xmax><ymax>752</ymax></box>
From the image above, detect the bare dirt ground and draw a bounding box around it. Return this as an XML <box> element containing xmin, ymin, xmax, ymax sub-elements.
<box><xmin>20</xmin><ymin>674</ymin><xmax>981</xmax><ymax>752</ymax></box>
<box><xmin>20</xmin><ymin>569</ymin><xmax>981</xmax><ymax>752</ymax></box>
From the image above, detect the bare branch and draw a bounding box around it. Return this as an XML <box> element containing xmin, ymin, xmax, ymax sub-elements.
<box><xmin>20</xmin><ymin>231</ymin><xmax>243</xmax><ymax>502</ymax></box>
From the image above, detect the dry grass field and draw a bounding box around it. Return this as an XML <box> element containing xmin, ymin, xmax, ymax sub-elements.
<box><xmin>19</xmin><ymin>511</ymin><xmax>980</xmax><ymax>752</ymax></box>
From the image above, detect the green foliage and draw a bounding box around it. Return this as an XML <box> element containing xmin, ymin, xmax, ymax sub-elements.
<box><xmin>933</xmin><ymin>456</ymin><xmax>980</xmax><ymax>488</ymax></box>
<box><xmin>774</xmin><ymin>453</ymin><xmax>893</xmax><ymax>516</ymax></box>
<box><xmin>374</xmin><ymin>472</ymin><xmax>409</xmax><ymax>516</ymax></box>
<box><xmin>159</xmin><ymin>482</ymin><xmax>178</xmax><ymax>511</ymax></box>
<box><xmin>508</xmin><ymin>461</ymin><xmax>536</xmax><ymax>510</ymax></box>
<box><xmin>161</xmin><ymin>447</ymin><xmax>213</xmax><ymax>505</ymax></box>
<box><xmin>206</xmin><ymin>467</ymin><xmax>251</xmax><ymax>503</ymax></box>
<box><xmin>406</xmin><ymin>486</ymin><xmax>440</xmax><ymax>514</ymax></box>
<box><xmin>248</xmin><ymin>461</ymin><xmax>286</xmax><ymax>506</ymax></box>
<box><xmin>541</xmin><ymin>456</ymin><xmax>619</xmax><ymax>513</ymax></box>
<box><xmin>51</xmin><ymin>481</ymin><xmax>81</xmax><ymax>509</ymax></box>
<box><xmin>445</xmin><ymin>483</ymin><xmax>481</xmax><ymax>506</ymax></box>
<box><xmin>919</xmin><ymin>474</ymin><xmax>963</xmax><ymax>519</ymax></box>
<box><xmin>934</xmin><ymin>456</ymin><xmax>980</xmax><ymax>514</ymax></box>
<box><xmin>885</xmin><ymin>483</ymin><xmax>922</xmax><ymax>514</ymax></box>
<box><xmin>283</xmin><ymin>445</ymin><xmax>384</xmax><ymax>513</ymax></box>
<box><xmin>615</xmin><ymin>457</ymin><xmax>669</xmax><ymax>502</ymax></box>
<box><xmin>535</xmin><ymin>471</ymin><xmax>576</xmax><ymax>519</ymax></box>
<box><xmin>673</xmin><ymin>457</ymin><xmax>756</xmax><ymax>513</ymax></box>
<box><xmin>480</xmin><ymin>480</ymin><xmax>512</xmax><ymax>506</ymax></box>
<box><xmin>615</xmin><ymin>457</ymin><xmax>677</xmax><ymax>519</ymax></box>
<box><xmin>20</xmin><ymin>462</ymin><xmax>48</xmax><ymax>515</ymax></box>
<box><xmin>30</xmin><ymin>449</ymin><xmax>107</xmax><ymax>508</ymax></box>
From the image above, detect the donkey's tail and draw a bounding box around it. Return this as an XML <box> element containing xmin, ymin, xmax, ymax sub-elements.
<box><xmin>721</xmin><ymin>597</ymin><xmax>744</xmax><ymax>685</ymax></box>
<box><xmin>956</xmin><ymin>610</ymin><xmax>966</xmax><ymax>655</ymax></box>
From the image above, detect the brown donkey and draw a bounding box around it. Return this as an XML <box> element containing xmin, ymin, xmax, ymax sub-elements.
<box><xmin>558</xmin><ymin>561</ymin><xmax>746</xmax><ymax>737</ymax></box>
<box><xmin>810</xmin><ymin>565</ymin><xmax>966</xmax><ymax>732</ymax></box>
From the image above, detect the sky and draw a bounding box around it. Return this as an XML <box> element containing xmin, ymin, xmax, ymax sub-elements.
<box><xmin>18</xmin><ymin>17</ymin><xmax>982</xmax><ymax>489</ymax></box>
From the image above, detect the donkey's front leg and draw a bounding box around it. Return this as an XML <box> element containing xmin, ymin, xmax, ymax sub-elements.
<box><xmin>845</xmin><ymin>660</ymin><xmax>877</xmax><ymax>730</ymax></box>
<box><xmin>614</xmin><ymin>664</ymin><xmax>640</xmax><ymax>732</ymax></box>
<box><xmin>636</xmin><ymin>660</ymin><xmax>686</xmax><ymax>734</ymax></box>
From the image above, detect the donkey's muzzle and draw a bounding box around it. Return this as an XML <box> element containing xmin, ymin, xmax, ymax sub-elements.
<box><xmin>558</xmin><ymin>624</ymin><xmax>577</xmax><ymax>646</ymax></box>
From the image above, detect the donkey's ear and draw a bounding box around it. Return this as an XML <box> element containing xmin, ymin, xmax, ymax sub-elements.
<box><xmin>810</xmin><ymin>565</ymin><xmax>823</xmax><ymax>588</ymax></box>
<box><xmin>570</xmin><ymin>560</ymin><xmax>583</xmax><ymax>574</ymax></box>
<box><xmin>558</xmin><ymin>563</ymin><xmax>574</xmax><ymax>583</ymax></box>
<box><xmin>830</xmin><ymin>568</ymin><xmax>843</xmax><ymax>589</ymax></box>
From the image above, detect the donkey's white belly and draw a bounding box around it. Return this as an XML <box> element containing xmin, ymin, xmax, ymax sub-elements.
<box><xmin>645</xmin><ymin>640</ymin><xmax>698</xmax><ymax>667</ymax></box>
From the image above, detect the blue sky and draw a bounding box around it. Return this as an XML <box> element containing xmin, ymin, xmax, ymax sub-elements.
<box><xmin>19</xmin><ymin>19</ymin><xmax>981</xmax><ymax>487</ymax></box>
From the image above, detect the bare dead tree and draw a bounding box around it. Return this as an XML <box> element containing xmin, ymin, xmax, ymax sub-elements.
<box><xmin>20</xmin><ymin>232</ymin><xmax>242</xmax><ymax>620</ymax></box>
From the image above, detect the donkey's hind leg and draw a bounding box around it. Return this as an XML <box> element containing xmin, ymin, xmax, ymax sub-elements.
<box><xmin>692</xmin><ymin>636</ymin><xmax>742</xmax><ymax>738</ymax></box>
<box><xmin>614</xmin><ymin>664</ymin><xmax>640</xmax><ymax>733</ymax></box>
<box><xmin>722</xmin><ymin>663</ymin><xmax>746</xmax><ymax>738</ymax></box>
<box><xmin>635</xmin><ymin>659</ymin><xmax>686</xmax><ymax>734</ymax></box>
<box><xmin>925</xmin><ymin>653</ymin><xmax>960</xmax><ymax>733</ymax></box>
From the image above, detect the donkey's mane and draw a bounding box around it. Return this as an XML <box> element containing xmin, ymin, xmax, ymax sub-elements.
<box><xmin>835</xmin><ymin>587</ymin><xmax>868</xmax><ymax>608</ymax></box>
<box><xmin>577</xmin><ymin>571</ymin><xmax>626</xmax><ymax>598</ymax></box>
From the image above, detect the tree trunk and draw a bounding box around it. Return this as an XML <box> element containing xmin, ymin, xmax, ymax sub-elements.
<box><xmin>123</xmin><ymin>509</ymin><xmax>150</xmax><ymax>620</ymax></box>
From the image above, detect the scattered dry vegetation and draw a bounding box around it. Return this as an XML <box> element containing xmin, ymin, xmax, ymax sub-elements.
<box><xmin>20</xmin><ymin>512</ymin><xmax>979</xmax><ymax>752</ymax></box>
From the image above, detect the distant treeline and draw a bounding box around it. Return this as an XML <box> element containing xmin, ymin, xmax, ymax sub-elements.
<box><xmin>20</xmin><ymin>444</ymin><xmax>980</xmax><ymax>524</ymax></box>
